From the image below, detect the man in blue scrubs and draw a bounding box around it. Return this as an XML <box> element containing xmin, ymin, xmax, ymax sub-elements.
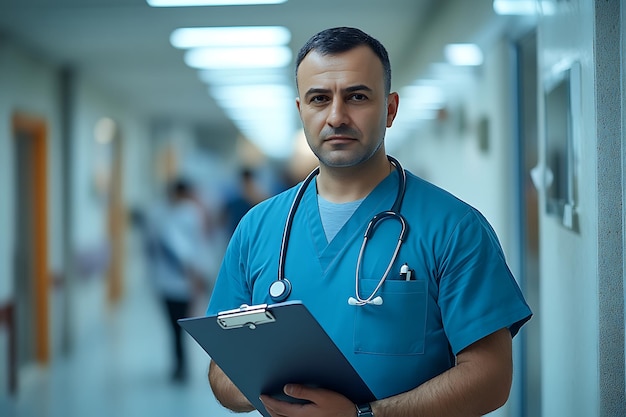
<box><xmin>207</xmin><ymin>27</ymin><xmax>532</xmax><ymax>417</ymax></box>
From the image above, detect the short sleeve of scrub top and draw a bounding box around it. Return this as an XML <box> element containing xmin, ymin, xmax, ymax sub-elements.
<box><xmin>434</xmin><ymin>207</ymin><xmax>531</xmax><ymax>355</ymax></box>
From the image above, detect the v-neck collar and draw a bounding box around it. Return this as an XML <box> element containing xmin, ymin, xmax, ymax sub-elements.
<box><xmin>302</xmin><ymin>170</ymin><xmax>399</xmax><ymax>273</ymax></box>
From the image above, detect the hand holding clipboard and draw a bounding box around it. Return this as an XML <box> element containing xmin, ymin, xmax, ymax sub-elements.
<box><xmin>178</xmin><ymin>301</ymin><xmax>375</xmax><ymax>417</ymax></box>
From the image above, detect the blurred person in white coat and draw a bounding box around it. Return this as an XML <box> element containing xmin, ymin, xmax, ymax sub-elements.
<box><xmin>147</xmin><ymin>178</ymin><xmax>207</xmax><ymax>382</ymax></box>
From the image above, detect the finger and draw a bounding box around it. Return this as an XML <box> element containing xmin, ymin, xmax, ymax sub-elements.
<box><xmin>283</xmin><ymin>384</ymin><xmax>320</xmax><ymax>401</ymax></box>
<box><xmin>259</xmin><ymin>396</ymin><xmax>279</xmax><ymax>417</ymax></box>
<box><xmin>260</xmin><ymin>395</ymin><xmax>299</xmax><ymax>417</ymax></box>
<box><xmin>284</xmin><ymin>385</ymin><xmax>356</xmax><ymax>417</ymax></box>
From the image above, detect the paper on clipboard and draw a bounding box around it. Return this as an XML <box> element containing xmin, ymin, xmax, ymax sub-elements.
<box><xmin>178</xmin><ymin>300</ymin><xmax>375</xmax><ymax>417</ymax></box>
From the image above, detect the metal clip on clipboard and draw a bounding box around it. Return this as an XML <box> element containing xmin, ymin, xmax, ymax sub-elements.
<box><xmin>217</xmin><ymin>304</ymin><xmax>276</xmax><ymax>330</ymax></box>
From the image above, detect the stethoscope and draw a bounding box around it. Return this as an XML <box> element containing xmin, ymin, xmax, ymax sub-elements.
<box><xmin>268</xmin><ymin>155</ymin><xmax>408</xmax><ymax>306</ymax></box>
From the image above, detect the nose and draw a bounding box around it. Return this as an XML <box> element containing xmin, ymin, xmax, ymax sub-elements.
<box><xmin>326</xmin><ymin>99</ymin><xmax>350</xmax><ymax>128</ymax></box>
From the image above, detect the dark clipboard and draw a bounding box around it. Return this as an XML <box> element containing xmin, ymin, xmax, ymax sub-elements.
<box><xmin>178</xmin><ymin>300</ymin><xmax>375</xmax><ymax>417</ymax></box>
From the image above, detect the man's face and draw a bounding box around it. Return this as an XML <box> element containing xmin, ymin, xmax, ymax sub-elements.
<box><xmin>296</xmin><ymin>45</ymin><xmax>398</xmax><ymax>168</ymax></box>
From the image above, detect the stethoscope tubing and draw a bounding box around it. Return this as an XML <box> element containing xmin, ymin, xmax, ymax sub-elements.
<box><xmin>277</xmin><ymin>166</ymin><xmax>320</xmax><ymax>285</ymax></box>
<box><xmin>352</xmin><ymin>211</ymin><xmax>407</xmax><ymax>305</ymax></box>
<box><xmin>273</xmin><ymin>155</ymin><xmax>408</xmax><ymax>305</ymax></box>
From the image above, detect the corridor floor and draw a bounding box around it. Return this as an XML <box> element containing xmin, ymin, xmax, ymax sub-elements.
<box><xmin>0</xmin><ymin>265</ymin><xmax>261</xmax><ymax>417</ymax></box>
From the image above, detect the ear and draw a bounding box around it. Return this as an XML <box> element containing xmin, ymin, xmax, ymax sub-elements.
<box><xmin>296</xmin><ymin>96</ymin><xmax>302</xmax><ymax>113</ymax></box>
<box><xmin>386</xmin><ymin>92</ymin><xmax>399</xmax><ymax>127</ymax></box>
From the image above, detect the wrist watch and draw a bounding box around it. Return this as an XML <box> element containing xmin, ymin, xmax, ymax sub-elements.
<box><xmin>355</xmin><ymin>403</ymin><xmax>374</xmax><ymax>417</ymax></box>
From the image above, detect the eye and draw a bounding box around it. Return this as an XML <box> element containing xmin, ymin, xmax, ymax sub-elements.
<box><xmin>309</xmin><ymin>95</ymin><xmax>329</xmax><ymax>104</ymax></box>
<box><xmin>349</xmin><ymin>93</ymin><xmax>368</xmax><ymax>102</ymax></box>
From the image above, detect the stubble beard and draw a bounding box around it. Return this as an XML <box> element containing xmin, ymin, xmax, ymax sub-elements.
<box><xmin>308</xmin><ymin>127</ymin><xmax>386</xmax><ymax>169</ymax></box>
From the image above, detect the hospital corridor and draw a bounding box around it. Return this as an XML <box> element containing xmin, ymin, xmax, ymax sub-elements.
<box><xmin>0</xmin><ymin>1</ymin><xmax>625</xmax><ymax>416</ymax></box>
<box><xmin>0</xmin><ymin>241</ymin><xmax>261</xmax><ymax>417</ymax></box>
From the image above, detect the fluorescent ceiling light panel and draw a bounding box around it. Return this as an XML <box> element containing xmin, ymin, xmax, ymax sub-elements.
<box><xmin>199</xmin><ymin>68</ymin><xmax>288</xmax><ymax>85</ymax></box>
<box><xmin>401</xmin><ymin>85</ymin><xmax>446</xmax><ymax>108</ymax></box>
<box><xmin>185</xmin><ymin>46</ymin><xmax>292</xmax><ymax>69</ymax></box>
<box><xmin>148</xmin><ymin>0</ymin><xmax>286</xmax><ymax>7</ymax></box>
<box><xmin>444</xmin><ymin>43</ymin><xmax>483</xmax><ymax>66</ymax></box>
<box><xmin>220</xmin><ymin>105</ymin><xmax>297</xmax><ymax>158</ymax></box>
<box><xmin>171</xmin><ymin>26</ymin><xmax>291</xmax><ymax>49</ymax></box>
<box><xmin>210</xmin><ymin>84</ymin><xmax>294</xmax><ymax>101</ymax></box>
<box><xmin>211</xmin><ymin>84</ymin><xmax>298</xmax><ymax>158</ymax></box>
<box><xmin>493</xmin><ymin>0</ymin><xmax>555</xmax><ymax>15</ymax></box>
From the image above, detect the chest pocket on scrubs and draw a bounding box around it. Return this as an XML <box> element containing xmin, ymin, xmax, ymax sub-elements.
<box><xmin>353</xmin><ymin>278</ymin><xmax>428</xmax><ymax>355</ymax></box>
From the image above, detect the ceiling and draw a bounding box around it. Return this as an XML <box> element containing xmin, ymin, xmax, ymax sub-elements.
<box><xmin>0</xmin><ymin>0</ymin><xmax>524</xmax><ymax>158</ymax></box>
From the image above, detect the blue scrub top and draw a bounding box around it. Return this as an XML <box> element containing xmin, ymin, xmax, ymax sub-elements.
<box><xmin>208</xmin><ymin>169</ymin><xmax>532</xmax><ymax>399</ymax></box>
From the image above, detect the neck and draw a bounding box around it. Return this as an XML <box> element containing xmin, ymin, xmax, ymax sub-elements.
<box><xmin>317</xmin><ymin>153</ymin><xmax>392</xmax><ymax>203</ymax></box>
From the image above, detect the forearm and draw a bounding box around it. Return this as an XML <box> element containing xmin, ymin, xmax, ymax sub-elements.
<box><xmin>372</xmin><ymin>328</ymin><xmax>513</xmax><ymax>417</ymax></box>
<box><xmin>208</xmin><ymin>360</ymin><xmax>255</xmax><ymax>412</ymax></box>
<box><xmin>373</xmin><ymin>361</ymin><xmax>509</xmax><ymax>417</ymax></box>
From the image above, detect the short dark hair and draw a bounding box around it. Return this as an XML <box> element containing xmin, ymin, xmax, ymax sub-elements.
<box><xmin>295</xmin><ymin>27</ymin><xmax>392</xmax><ymax>94</ymax></box>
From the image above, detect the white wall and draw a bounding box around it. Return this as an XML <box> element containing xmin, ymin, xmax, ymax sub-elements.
<box><xmin>66</xmin><ymin>75</ymin><xmax>151</xmax><ymax>347</ymax></box>
<box><xmin>0</xmin><ymin>43</ymin><xmax>12</xmax><ymax>304</ymax></box>
<box><xmin>0</xmin><ymin>38</ymin><xmax>61</xmax><ymax>396</ymax></box>
<box><xmin>389</xmin><ymin>0</ymin><xmax>519</xmax><ymax>259</ymax></box>
<box><xmin>71</xmin><ymin>72</ymin><xmax>153</xmax><ymax>255</ymax></box>
<box><xmin>591</xmin><ymin>0</ymin><xmax>625</xmax><ymax>415</ymax></box>
<box><xmin>395</xmin><ymin>33</ymin><xmax>517</xmax><ymax>262</ymax></box>
<box><xmin>0</xmin><ymin>41</ymin><xmax>60</xmax><ymax>302</ymax></box>
<box><xmin>537</xmin><ymin>1</ymin><xmax>599</xmax><ymax>412</ymax></box>
<box><xmin>537</xmin><ymin>0</ymin><xmax>625</xmax><ymax>415</ymax></box>
<box><xmin>0</xmin><ymin>36</ymin><xmax>154</xmax><ymax>397</ymax></box>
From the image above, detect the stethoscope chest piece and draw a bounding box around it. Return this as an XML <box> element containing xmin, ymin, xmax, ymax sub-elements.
<box><xmin>269</xmin><ymin>278</ymin><xmax>292</xmax><ymax>302</ymax></box>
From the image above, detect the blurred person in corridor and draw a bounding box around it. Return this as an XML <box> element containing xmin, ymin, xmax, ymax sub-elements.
<box><xmin>223</xmin><ymin>167</ymin><xmax>268</xmax><ymax>235</ymax></box>
<box><xmin>146</xmin><ymin>178</ymin><xmax>207</xmax><ymax>383</ymax></box>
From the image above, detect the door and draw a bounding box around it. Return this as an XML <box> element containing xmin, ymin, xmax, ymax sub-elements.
<box><xmin>12</xmin><ymin>113</ymin><xmax>50</xmax><ymax>382</ymax></box>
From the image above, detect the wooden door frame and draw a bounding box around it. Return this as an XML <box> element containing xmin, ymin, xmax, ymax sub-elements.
<box><xmin>12</xmin><ymin>112</ymin><xmax>50</xmax><ymax>366</ymax></box>
<box><xmin>106</xmin><ymin>126</ymin><xmax>125</xmax><ymax>304</ymax></box>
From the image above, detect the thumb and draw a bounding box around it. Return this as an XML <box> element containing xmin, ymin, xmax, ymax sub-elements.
<box><xmin>284</xmin><ymin>384</ymin><xmax>315</xmax><ymax>400</ymax></box>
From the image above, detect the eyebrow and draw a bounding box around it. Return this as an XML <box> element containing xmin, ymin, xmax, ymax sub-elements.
<box><xmin>303</xmin><ymin>84</ymin><xmax>373</xmax><ymax>99</ymax></box>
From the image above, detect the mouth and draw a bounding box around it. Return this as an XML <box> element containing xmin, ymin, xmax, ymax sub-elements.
<box><xmin>324</xmin><ymin>135</ymin><xmax>356</xmax><ymax>142</ymax></box>
<box><xmin>321</xmin><ymin>127</ymin><xmax>360</xmax><ymax>144</ymax></box>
